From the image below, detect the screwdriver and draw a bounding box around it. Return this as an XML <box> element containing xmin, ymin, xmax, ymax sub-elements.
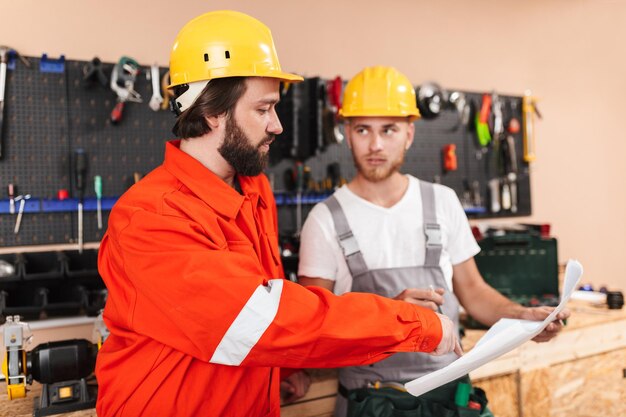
<box><xmin>94</xmin><ymin>175</ymin><xmax>102</xmax><ymax>229</ymax></box>
<box><xmin>7</xmin><ymin>183</ymin><xmax>15</xmax><ymax>214</ymax></box>
<box><xmin>74</xmin><ymin>149</ymin><xmax>87</xmax><ymax>253</ymax></box>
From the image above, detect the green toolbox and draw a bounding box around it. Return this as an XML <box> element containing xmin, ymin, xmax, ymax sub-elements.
<box><xmin>467</xmin><ymin>232</ymin><xmax>559</xmax><ymax>327</ymax></box>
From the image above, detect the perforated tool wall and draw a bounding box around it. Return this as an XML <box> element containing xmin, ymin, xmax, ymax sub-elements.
<box><xmin>0</xmin><ymin>56</ymin><xmax>531</xmax><ymax>247</ymax></box>
<box><xmin>268</xmin><ymin>79</ymin><xmax>531</xmax><ymax>236</ymax></box>
<box><xmin>0</xmin><ymin>57</ymin><xmax>172</xmax><ymax>247</ymax></box>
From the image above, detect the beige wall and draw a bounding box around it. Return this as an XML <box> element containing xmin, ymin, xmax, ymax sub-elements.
<box><xmin>1</xmin><ymin>0</ymin><xmax>625</xmax><ymax>289</ymax></box>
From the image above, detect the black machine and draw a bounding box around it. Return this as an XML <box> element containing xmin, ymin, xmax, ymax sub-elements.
<box><xmin>2</xmin><ymin>315</ymin><xmax>105</xmax><ymax>416</ymax></box>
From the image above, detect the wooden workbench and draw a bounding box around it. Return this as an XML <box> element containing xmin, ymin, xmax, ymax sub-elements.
<box><xmin>2</xmin><ymin>301</ymin><xmax>625</xmax><ymax>417</ymax></box>
<box><xmin>282</xmin><ymin>300</ymin><xmax>626</xmax><ymax>417</ymax></box>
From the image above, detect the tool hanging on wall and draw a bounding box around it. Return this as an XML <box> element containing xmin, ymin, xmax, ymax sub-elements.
<box><xmin>0</xmin><ymin>46</ymin><xmax>30</xmax><ymax>160</ymax></box>
<box><xmin>442</xmin><ymin>144</ymin><xmax>458</xmax><ymax>172</ymax></box>
<box><xmin>522</xmin><ymin>90</ymin><xmax>541</xmax><ymax>162</ymax></box>
<box><xmin>109</xmin><ymin>56</ymin><xmax>142</xmax><ymax>124</ymax></box>
<box><xmin>498</xmin><ymin>124</ymin><xmax>519</xmax><ymax>213</ymax></box>
<box><xmin>491</xmin><ymin>93</ymin><xmax>512</xmax><ymax>210</ymax></box>
<box><xmin>74</xmin><ymin>149</ymin><xmax>87</xmax><ymax>253</ymax></box>
<box><xmin>474</xmin><ymin>94</ymin><xmax>492</xmax><ymax>158</ymax></box>
<box><xmin>7</xmin><ymin>183</ymin><xmax>16</xmax><ymax>214</ymax></box>
<box><xmin>13</xmin><ymin>194</ymin><xmax>31</xmax><ymax>234</ymax></box>
<box><xmin>82</xmin><ymin>57</ymin><xmax>108</xmax><ymax>88</ymax></box>
<box><xmin>488</xmin><ymin>178</ymin><xmax>501</xmax><ymax>213</ymax></box>
<box><xmin>160</xmin><ymin>71</ymin><xmax>174</xmax><ymax>111</ymax></box>
<box><xmin>448</xmin><ymin>91</ymin><xmax>470</xmax><ymax>130</ymax></box>
<box><xmin>94</xmin><ymin>175</ymin><xmax>103</xmax><ymax>229</ymax></box>
<box><xmin>148</xmin><ymin>64</ymin><xmax>163</xmax><ymax>111</ymax></box>
<box><xmin>324</xmin><ymin>76</ymin><xmax>344</xmax><ymax>145</ymax></box>
<box><xmin>417</xmin><ymin>82</ymin><xmax>444</xmax><ymax>119</ymax></box>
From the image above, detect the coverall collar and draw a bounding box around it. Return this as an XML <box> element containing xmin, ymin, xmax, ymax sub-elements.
<box><xmin>163</xmin><ymin>140</ymin><xmax>266</xmax><ymax>218</ymax></box>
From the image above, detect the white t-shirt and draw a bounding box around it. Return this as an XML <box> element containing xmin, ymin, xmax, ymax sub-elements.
<box><xmin>298</xmin><ymin>175</ymin><xmax>480</xmax><ymax>295</ymax></box>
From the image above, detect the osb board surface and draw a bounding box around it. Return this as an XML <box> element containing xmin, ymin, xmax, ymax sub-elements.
<box><xmin>463</xmin><ymin>300</ymin><xmax>626</xmax><ymax>351</ymax></box>
<box><xmin>522</xmin><ymin>348</ymin><xmax>626</xmax><ymax>417</ymax></box>
<box><xmin>281</xmin><ymin>397</ymin><xmax>336</xmax><ymax>417</ymax></box>
<box><xmin>0</xmin><ymin>381</ymin><xmax>96</xmax><ymax>417</ymax></box>
<box><xmin>472</xmin><ymin>373</ymin><xmax>519</xmax><ymax>417</ymax></box>
<box><xmin>465</xmin><ymin>301</ymin><xmax>626</xmax><ymax>379</ymax></box>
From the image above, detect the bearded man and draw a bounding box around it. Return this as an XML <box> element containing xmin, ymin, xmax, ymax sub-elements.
<box><xmin>95</xmin><ymin>15</ymin><xmax>462</xmax><ymax>417</ymax></box>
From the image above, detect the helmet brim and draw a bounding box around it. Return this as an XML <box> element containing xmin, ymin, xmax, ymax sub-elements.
<box><xmin>168</xmin><ymin>71</ymin><xmax>303</xmax><ymax>89</ymax></box>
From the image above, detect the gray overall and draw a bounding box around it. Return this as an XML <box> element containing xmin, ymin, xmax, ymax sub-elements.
<box><xmin>323</xmin><ymin>181</ymin><xmax>462</xmax><ymax>417</ymax></box>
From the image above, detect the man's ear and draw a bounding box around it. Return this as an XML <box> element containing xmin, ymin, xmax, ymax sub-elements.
<box><xmin>344</xmin><ymin>121</ymin><xmax>352</xmax><ymax>149</ymax></box>
<box><xmin>405</xmin><ymin>121</ymin><xmax>415</xmax><ymax>150</ymax></box>
<box><xmin>206</xmin><ymin>113</ymin><xmax>226</xmax><ymax>130</ymax></box>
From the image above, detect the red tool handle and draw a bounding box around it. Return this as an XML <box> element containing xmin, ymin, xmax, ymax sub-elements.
<box><xmin>327</xmin><ymin>76</ymin><xmax>342</xmax><ymax>111</ymax></box>
<box><xmin>443</xmin><ymin>144</ymin><xmax>458</xmax><ymax>172</ymax></box>
<box><xmin>110</xmin><ymin>101</ymin><xmax>125</xmax><ymax>124</ymax></box>
<box><xmin>478</xmin><ymin>94</ymin><xmax>492</xmax><ymax>124</ymax></box>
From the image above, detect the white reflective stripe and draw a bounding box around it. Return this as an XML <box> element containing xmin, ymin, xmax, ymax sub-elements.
<box><xmin>210</xmin><ymin>279</ymin><xmax>284</xmax><ymax>366</ymax></box>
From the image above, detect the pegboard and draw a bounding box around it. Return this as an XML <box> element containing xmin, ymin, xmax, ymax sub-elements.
<box><xmin>265</xmin><ymin>82</ymin><xmax>531</xmax><ymax>237</ymax></box>
<box><xmin>0</xmin><ymin>57</ymin><xmax>530</xmax><ymax>248</ymax></box>
<box><xmin>0</xmin><ymin>56</ymin><xmax>173</xmax><ymax>247</ymax></box>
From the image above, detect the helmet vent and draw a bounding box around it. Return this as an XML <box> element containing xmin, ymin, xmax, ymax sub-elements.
<box><xmin>225</xmin><ymin>50</ymin><xmax>231</xmax><ymax>59</ymax></box>
<box><xmin>203</xmin><ymin>53</ymin><xmax>209</xmax><ymax>62</ymax></box>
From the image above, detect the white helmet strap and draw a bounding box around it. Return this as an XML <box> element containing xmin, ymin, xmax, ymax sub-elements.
<box><xmin>175</xmin><ymin>80</ymin><xmax>210</xmax><ymax>113</ymax></box>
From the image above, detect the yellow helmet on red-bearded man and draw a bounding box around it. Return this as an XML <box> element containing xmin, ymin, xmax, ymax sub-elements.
<box><xmin>340</xmin><ymin>66</ymin><xmax>420</xmax><ymax>120</ymax></box>
<box><xmin>169</xmin><ymin>10</ymin><xmax>303</xmax><ymax>113</ymax></box>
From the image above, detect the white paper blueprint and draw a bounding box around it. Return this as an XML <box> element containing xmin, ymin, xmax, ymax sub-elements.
<box><xmin>405</xmin><ymin>259</ymin><xmax>583</xmax><ymax>397</ymax></box>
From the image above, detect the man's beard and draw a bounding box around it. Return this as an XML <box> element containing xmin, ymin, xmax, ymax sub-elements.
<box><xmin>353</xmin><ymin>150</ymin><xmax>406</xmax><ymax>182</ymax></box>
<box><xmin>218</xmin><ymin>116</ymin><xmax>273</xmax><ymax>176</ymax></box>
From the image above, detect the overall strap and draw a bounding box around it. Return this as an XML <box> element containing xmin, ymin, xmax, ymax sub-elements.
<box><xmin>323</xmin><ymin>195</ymin><xmax>369</xmax><ymax>277</ymax></box>
<box><xmin>420</xmin><ymin>181</ymin><xmax>443</xmax><ymax>267</ymax></box>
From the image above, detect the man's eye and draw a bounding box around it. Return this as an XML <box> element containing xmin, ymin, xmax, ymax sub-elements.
<box><xmin>356</xmin><ymin>128</ymin><xmax>368</xmax><ymax>135</ymax></box>
<box><xmin>258</xmin><ymin>108</ymin><xmax>269</xmax><ymax>114</ymax></box>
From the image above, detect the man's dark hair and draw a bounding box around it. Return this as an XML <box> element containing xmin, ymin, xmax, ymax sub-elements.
<box><xmin>172</xmin><ymin>77</ymin><xmax>247</xmax><ymax>138</ymax></box>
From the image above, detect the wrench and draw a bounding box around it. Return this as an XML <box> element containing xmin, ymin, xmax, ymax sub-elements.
<box><xmin>149</xmin><ymin>64</ymin><xmax>163</xmax><ymax>111</ymax></box>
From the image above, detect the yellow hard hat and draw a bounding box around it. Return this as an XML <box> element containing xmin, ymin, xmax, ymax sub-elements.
<box><xmin>169</xmin><ymin>10</ymin><xmax>303</xmax><ymax>87</ymax></box>
<box><xmin>339</xmin><ymin>66</ymin><xmax>420</xmax><ymax>120</ymax></box>
<box><xmin>169</xmin><ymin>10</ymin><xmax>303</xmax><ymax>112</ymax></box>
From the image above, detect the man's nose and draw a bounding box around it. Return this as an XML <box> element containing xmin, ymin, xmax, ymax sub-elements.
<box><xmin>268</xmin><ymin>108</ymin><xmax>283</xmax><ymax>135</ymax></box>
<box><xmin>369</xmin><ymin>134</ymin><xmax>384</xmax><ymax>151</ymax></box>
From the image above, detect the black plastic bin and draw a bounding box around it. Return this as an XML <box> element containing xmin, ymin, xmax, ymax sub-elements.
<box><xmin>40</xmin><ymin>284</ymin><xmax>85</xmax><ymax>318</ymax></box>
<box><xmin>22</xmin><ymin>251</ymin><xmax>64</xmax><ymax>280</ymax></box>
<box><xmin>63</xmin><ymin>249</ymin><xmax>99</xmax><ymax>278</ymax></box>
<box><xmin>0</xmin><ymin>285</ymin><xmax>47</xmax><ymax>322</ymax></box>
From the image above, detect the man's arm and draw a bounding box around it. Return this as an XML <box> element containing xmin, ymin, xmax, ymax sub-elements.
<box><xmin>298</xmin><ymin>276</ymin><xmax>335</xmax><ymax>291</ymax></box>
<box><xmin>298</xmin><ymin>276</ymin><xmax>461</xmax><ymax>356</ymax></box>
<box><xmin>103</xmin><ymin>209</ymin><xmax>454</xmax><ymax>370</ymax></box>
<box><xmin>452</xmin><ymin>257</ymin><xmax>570</xmax><ymax>342</ymax></box>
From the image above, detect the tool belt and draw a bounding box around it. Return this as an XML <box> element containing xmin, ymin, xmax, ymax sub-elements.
<box><xmin>339</xmin><ymin>375</ymin><xmax>494</xmax><ymax>417</ymax></box>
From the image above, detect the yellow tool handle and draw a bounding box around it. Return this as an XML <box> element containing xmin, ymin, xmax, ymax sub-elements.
<box><xmin>522</xmin><ymin>91</ymin><xmax>537</xmax><ymax>162</ymax></box>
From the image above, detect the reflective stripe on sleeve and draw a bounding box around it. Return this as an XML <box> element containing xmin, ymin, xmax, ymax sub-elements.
<box><xmin>210</xmin><ymin>279</ymin><xmax>284</xmax><ymax>366</ymax></box>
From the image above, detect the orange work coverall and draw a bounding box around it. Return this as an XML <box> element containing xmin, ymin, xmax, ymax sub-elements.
<box><xmin>95</xmin><ymin>140</ymin><xmax>443</xmax><ymax>417</ymax></box>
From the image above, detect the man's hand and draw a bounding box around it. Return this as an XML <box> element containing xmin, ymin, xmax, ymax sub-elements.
<box><xmin>280</xmin><ymin>370</ymin><xmax>311</xmax><ymax>404</ymax></box>
<box><xmin>430</xmin><ymin>313</ymin><xmax>463</xmax><ymax>356</ymax></box>
<box><xmin>519</xmin><ymin>306</ymin><xmax>571</xmax><ymax>343</ymax></box>
<box><xmin>394</xmin><ymin>287</ymin><xmax>445</xmax><ymax>311</ymax></box>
